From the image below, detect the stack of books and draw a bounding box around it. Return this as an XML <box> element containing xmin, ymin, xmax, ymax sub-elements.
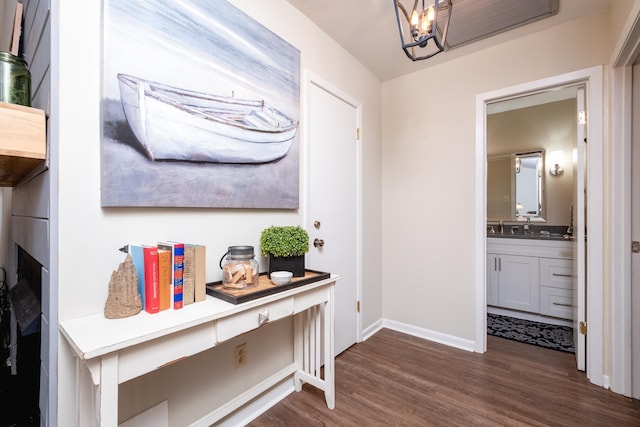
<box><xmin>122</xmin><ymin>242</ymin><xmax>206</xmax><ymax>314</ymax></box>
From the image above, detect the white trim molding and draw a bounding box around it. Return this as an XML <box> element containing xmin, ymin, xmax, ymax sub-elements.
<box><xmin>608</xmin><ymin>3</ymin><xmax>640</xmax><ymax>397</ymax></box>
<box><xmin>475</xmin><ymin>66</ymin><xmax>605</xmax><ymax>386</ymax></box>
<box><xmin>362</xmin><ymin>319</ymin><xmax>384</xmax><ymax>341</ymax></box>
<box><xmin>383</xmin><ymin>319</ymin><xmax>476</xmax><ymax>353</ymax></box>
<box><xmin>608</xmin><ymin>66</ymin><xmax>632</xmax><ymax>397</ymax></box>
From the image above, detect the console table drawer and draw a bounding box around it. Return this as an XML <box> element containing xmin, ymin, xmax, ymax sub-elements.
<box><xmin>540</xmin><ymin>287</ymin><xmax>573</xmax><ymax>319</ymax></box>
<box><xmin>119</xmin><ymin>322</ymin><xmax>217</xmax><ymax>383</ymax></box>
<box><xmin>216</xmin><ymin>297</ymin><xmax>294</xmax><ymax>342</ymax></box>
<box><xmin>540</xmin><ymin>258</ymin><xmax>573</xmax><ymax>289</ymax></box>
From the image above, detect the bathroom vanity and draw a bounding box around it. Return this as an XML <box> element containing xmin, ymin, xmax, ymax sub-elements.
<box><xmin>487</xmin><ymin>235</ymin><xmax>573</xmax><ymax>322</ymax></box>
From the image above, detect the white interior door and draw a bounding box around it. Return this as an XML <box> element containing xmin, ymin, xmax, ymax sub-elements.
<box><xmin>305</xmin><ymin>77</ymin><xmax>360</xmax><ymax>355</ymax></box>
<box><xmin>573</xmin><ymin>86</ymin><xmax>587</xmax><ymax>371</ymax></box>
<box><xmin>631</xmin><ymin>64</ymin><xmax>640</xmax><ymax>399</ymax></box>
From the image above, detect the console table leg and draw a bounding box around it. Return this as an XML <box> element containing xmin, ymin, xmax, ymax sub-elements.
<box><xmin>293</xmin><ymin>314</ymin><xmax>304</xmax><ymax>392</ymax></box>
<box><xmin>293</xmin><ymin>294</ymin><xmax>336</xmax><ymax>411</ymax></box>
<box><xmin>324</xmin><ymin>286</ymin><xmax>335</xmax><ymax>409</ymax></box>
<box><xmin>99</xmin><ymin>353</ymin><xmax>119</xmax><ymax>426</ymax></box>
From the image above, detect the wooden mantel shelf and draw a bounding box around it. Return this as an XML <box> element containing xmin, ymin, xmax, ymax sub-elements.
<box><xmin>0</xmin><ymin>101</ymin><xmax>46</xmax><ymax>186</ymax></box>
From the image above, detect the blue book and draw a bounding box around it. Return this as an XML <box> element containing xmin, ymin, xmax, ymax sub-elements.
<box><xmin>158</xmin><ymin>241</ymin><xmax>185</xmax><ymax>309</ymax></box>
<box><xmin>127</xmin><ymin>244</ymin><xmax>146</xmax><ymax>309</ymax></box>
<box><xmin>172</xmin><ymin>243</ymin><xmax>185</xmax><ymax>309</ymax></box>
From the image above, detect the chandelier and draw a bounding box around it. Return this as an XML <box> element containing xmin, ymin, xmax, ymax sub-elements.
<box><xmin>393</xmin><ymin>0</ymin><xmax>452</xmax><ymax>61</ymax></box>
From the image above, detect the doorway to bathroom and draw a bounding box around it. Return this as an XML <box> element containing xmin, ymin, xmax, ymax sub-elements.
<box><xmin>485</xmin><ymin>87</ymin><xmax>582</xmax><ymax>362</ymax></box>
<box><xmin>475</xmin><ymin>67</ymin><xmax>604</xmax><ymax>384</ymax></box>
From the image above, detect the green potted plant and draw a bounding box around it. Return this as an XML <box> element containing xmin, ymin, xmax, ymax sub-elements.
<box><xmin>260</xmin><ymin>225</ymin><xmax>309</xmax><ymax>277</ymax></box>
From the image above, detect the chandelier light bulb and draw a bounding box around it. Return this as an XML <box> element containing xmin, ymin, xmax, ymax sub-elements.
<box><xmin>411</xmin><ymin>9</ymin><xmax>419</xmax><ymax>27</ymax></box>
<box><xmin>427</xmin><ymin>5</ymin><xmax>435</xmax><ymax>21</ymax></box>
<box><xmin>421</xmin><ymin>15</ymin><xmax>429</xmax><ymax>34</ymax></box>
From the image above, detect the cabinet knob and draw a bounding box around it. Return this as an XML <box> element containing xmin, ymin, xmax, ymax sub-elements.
<box><xmin>258</xmin><ymin>310</ymin><xmax>269</xmax><ymax>326</ymax></box>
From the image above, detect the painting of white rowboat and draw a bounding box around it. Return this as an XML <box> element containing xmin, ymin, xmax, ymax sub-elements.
<box><xmin>117</xmin><ymin>74</ymin><xmax>298</xmax><ymax>163</ymax></box>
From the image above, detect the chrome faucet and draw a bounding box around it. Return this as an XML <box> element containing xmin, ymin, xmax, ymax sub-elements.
<box><xmin>499</xmin><ymin>220</ymin><xmax>504</xmax><ymax>234</ymax></box>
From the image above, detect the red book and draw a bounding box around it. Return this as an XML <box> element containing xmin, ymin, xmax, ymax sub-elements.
<box><xmin>143</xmin><ymin>245</ymin><xmax>160</xmax><ymax>314</ymax></box>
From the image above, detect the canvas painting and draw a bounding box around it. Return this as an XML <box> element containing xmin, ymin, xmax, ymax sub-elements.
<box><xmin>101</xmin><ymin>0</ymin><xmax>300</xmax><ymax>208</ymax></box>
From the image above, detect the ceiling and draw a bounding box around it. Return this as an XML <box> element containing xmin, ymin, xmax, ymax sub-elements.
<box><xmin>286</xmin><ymin>0</ymin><xmax>612</xmax><ymax>82</ymax></box>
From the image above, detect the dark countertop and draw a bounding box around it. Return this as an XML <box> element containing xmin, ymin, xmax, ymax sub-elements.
<box><xmin>487</xmin><ymin>232</ymin><xmax>570</xmax><ymax>241</ymax></box>
<box><xmin>486</xmin><ymin>224</ymin><xmax>572</xmax><ymax>241</ymax></box>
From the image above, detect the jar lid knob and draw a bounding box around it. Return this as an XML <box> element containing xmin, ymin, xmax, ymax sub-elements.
<box><xmin>219</xmin><ymin>245</ymin><xmax>255</xmax><ymax>269</ymax></box>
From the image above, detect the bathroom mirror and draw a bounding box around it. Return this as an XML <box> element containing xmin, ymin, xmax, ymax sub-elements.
<box><xmin>487</xmin><ymin>89</ymin><xmax>577</xmax><ymax>225</ymax></box>
<box><xmin>487</xmin><ymin>150</ymin><xmax>545</xmax><ymax>221</ymax></box>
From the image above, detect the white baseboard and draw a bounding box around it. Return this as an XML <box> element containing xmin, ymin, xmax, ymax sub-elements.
<box><xmin>382</xmin><ymin>319</ymin><xmax>476</xmax><ymax>352</ymax></box>
<box><xmin>120</xmin><ymin>400</ymin><xmax>168</xmax><ymax>427</ymax></box>
<box><xmin>213</xmin><ymin>379</ymin><xmax>295</xmax><ymax>427</ymax></box>
<box><xmin>362</xmin><ymin>319</ymin><xmax>384</xmax><ymax>341</ymax></box>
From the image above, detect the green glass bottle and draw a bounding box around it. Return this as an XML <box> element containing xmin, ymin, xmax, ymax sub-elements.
<box><xmin>0</xmin><ymin>52</ymin><xmax>31</xmax><ymax>107</ymax></box>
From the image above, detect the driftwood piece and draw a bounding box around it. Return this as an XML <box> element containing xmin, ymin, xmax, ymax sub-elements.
<box><xmin>104</xmin><ymin>253</ymin><xmax>142</xmax><ymax>319</ymax></box>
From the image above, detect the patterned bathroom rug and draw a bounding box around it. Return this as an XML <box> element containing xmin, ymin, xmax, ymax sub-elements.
<box><xmin>487</xmin><ymin>313</ymin><xmax>575</xmax><ymax>353</ymax></box>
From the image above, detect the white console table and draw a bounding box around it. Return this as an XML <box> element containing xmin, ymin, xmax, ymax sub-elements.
<box><xmin>60</xmin><ymin>275</ymin><xmax>339</xmax><ymax>426</ymax></box>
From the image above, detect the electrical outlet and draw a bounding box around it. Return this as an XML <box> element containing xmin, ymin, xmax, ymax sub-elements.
<box><xmin>235</xmin><ymin>343</ymin><xmax>247</xmax><ymax>368</ymax></box>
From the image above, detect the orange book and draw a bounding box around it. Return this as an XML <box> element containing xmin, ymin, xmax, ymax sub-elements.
<box><xmin>157</xmin><ymin>247</ymin><xmax>172</xmax><ymax>311</ymax></box>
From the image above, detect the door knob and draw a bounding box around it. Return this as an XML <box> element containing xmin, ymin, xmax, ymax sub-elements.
<box><xmin>314</xmin><ymin>221</ymin><xmax>321</xmax><ymax>229</ymax></box>
<box><xmin>313</xmin><ymin>238</ymin><xmax>325</xmax><ymax>248</ymax></box>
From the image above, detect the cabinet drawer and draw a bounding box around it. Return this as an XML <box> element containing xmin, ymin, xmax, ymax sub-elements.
<box><xmin>540</xmin><ymin>287</ymin><xmax>573</xmax><ymax>319</ymax></box>
<box><xmin>216</xmin><ymin>298</ymin><xmax>294</xmax><ymax>342</ymax></box>
<box><xmin>540</xmin><ymin>258</ymin><xmax>573</xmax><ymax>289</ymax></box>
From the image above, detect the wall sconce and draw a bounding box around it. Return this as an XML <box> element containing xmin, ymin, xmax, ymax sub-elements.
<box><xmin>548</xmin><ymin>150</ymin><xmax>564</xmax><ymax>176</ymax></box>
<box><xmin>393</xmin><ymin>0</ymin><xmax>452</xmax><ymax>61</ymax></box>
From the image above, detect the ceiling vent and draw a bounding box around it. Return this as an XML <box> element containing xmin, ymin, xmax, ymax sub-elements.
<box><xmin>446</xmin><ymin>0</ymin><xmax>560</xmax><ymax>49</ymax></box>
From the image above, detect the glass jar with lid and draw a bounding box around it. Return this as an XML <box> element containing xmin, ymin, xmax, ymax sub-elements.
<box><xmin>0</xmin><ymin>52</ymin><xmax>31</xmax><ymax>106</ymax></box>
<box><xmin>219</xmin><ymin>245</ymin><xmax>259</xmax><ymax>289</ymax></box>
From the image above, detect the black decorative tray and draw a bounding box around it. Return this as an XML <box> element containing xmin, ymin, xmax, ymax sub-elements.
<box><xmin>206</xmin><ymin>269</ymin><xmax>330</xmax><ymax>305</ymax></box>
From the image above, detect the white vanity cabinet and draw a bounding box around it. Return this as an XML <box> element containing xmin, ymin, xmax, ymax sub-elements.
<box><xmin>539</xmin><ymin>257</ymin><xmax>573</xmax><ymax>319</ymax></box>
<box><xmin>487</xmin><ymin>253</ymin><xmax>539</xmax><ymax>312</ymax></box>
<box><xmin>486</xmin><ymin>254</ymin><xmax>500</xmax><ymax>306</ymax></box>
<box><xmin>487</xmin><ymin>237</ymin><xmax>573</xmax><ymax>320</ymax></box>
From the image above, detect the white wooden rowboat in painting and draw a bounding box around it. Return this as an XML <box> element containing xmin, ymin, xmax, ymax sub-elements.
<box><xmin>117</xmin><ymin>74</ymin><xmax>298</xmax><ymax>163</ymax></box>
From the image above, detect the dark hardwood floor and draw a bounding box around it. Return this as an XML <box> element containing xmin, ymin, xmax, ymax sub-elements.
<box><xmin>249</xmin><ymin>328</ymin><xmax>640</xmax><ymax>426</ymax></box>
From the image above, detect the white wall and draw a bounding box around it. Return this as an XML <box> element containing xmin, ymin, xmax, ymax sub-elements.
<box><xmin>0</xmin><ymin>0</ymin><xmax>17</xmax><ymax>51</ymax></box>
<box><xmin>54</xmin><ymin>0</ymin><xmax>381</xmax><ymax>425</ymax></box>
<box><xmin>381</xmin><ymin>11</ymin><xmax>611</xmax><ymax>341</ymax></box>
